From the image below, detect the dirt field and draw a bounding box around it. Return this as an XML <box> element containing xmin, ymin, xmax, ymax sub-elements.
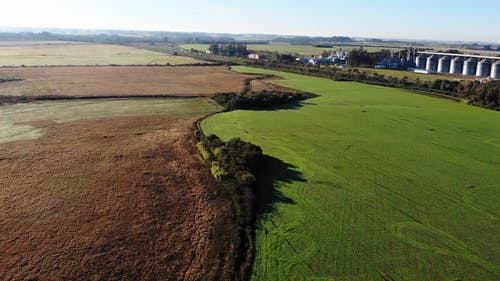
<box><xmin>0</xmin><ymin>103</ymin><xmax>239</xmax><ymax>280</ymax></box>
<box><xmin>0</xmin><ymin>66</ymin><xmax>255</xmax><ymax>98</ymax></box>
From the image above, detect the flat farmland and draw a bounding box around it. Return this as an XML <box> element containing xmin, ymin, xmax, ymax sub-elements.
<box><xmin>0</xmin><ymin>98</ymin><xmax>247</xmax><ymax>280</ymax></box>
<box><xmin>0</xmin><ymin>41</ymin><xmax>203</xmax><ymax>66</ymax></box>
<box><xmin>203</xmin><ymin>66</ymin><xmax>500</xmax><ymax>280</ymax></box>
<box><xmin>181</xmin><ymin>44</ymin><xmax>401</xmax><ymax>56</ymax></box>
<box><xmin>0</xmin><ymin>66</ymin><xmax>255</xmax><ymax>98</ymax></box>
<box><xmin>354</xmin><ymin>67</ymin><xmax>473</xmax><ymax>82</ymax></box>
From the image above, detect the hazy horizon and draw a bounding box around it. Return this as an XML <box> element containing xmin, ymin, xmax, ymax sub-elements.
<box><xmin>1</xmin><ymin>0</ymin><xmax>499</xmax><ymax>43</ymax></box>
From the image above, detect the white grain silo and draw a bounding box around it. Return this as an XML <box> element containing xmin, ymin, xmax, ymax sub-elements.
<box><xmin>449</xmin><ymin>57</ymin><xmax>464</xmax><ymax>75</ymax></box>
<box><xmin>415</xmin><ymin>54</ymin><xmax>427</xmax><ymax>69</ymax></box>
<box><xmin>462</xmin><ymin>58</ymin><xmax>477</xmax><ymax>76</ymax></box>
<box><xmin>476</xmin><ymin>59</ymin><xmax>492</xmax><ymax>77</ymax></box>
<box><xmin>425</xmin><ymin>55</ymin><xmax>438</xmax><ymax>72</ymax></box>
<box><xmin>491</xmin><ymin>61</ymin><xmax>500</xmax><ymax>79</ymax></box>
<box><xmin>437</xmin><ymin>56</ymin><xmax>451</xmax><ymax>73</ymax></box>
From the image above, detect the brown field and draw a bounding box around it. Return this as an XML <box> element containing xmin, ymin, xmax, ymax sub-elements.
<box><xmin>0</xmin><ymin>114</ymin><xmax>240</xmax><ymax>280</ymax></box>
<box><xmin>0</xmin><ymin>66</ymin><xmax>255</xmax><ymax>98</ymax></box>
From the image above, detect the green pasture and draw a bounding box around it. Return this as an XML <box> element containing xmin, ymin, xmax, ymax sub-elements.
<box><xmin>202</xmin><ymin>66</ymin><xmax>500</xmax><ymax>280</ymax></box>
<box><xmin>0</xmin><ymin>98</ymin><xmax>219</xmax><ymax>144</ymax></box>
<box><xmin>0</xmin><ymin>42</ymin><xmax>203</xmax><ymax>66</ymax></box>
<box><xmin>181</xmin><ymin>44</ymin><xmax>400</xmax><ymax>56</ymax></box>
<box><xmin>354</xmin><ymin>67</ymin><xmax>473</xmax><ymax>82</ymax></box>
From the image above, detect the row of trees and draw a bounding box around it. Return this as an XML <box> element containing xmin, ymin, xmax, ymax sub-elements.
<box><xmin>347</xmin><ymin>48</ymin><xmax>392</xmax><ymax>67</ymax></box>
<box><xmin>195</xmin><ymin>132</ymin><xmax>262</xmax><ymax>280</ymax></box>
<box><xmin>208</xmin><ymin>43</ymin><xmax>248</xmax><ymax>56</ymax></box>
<box><xmin>338</xmin><ymin>69</ymin><xmax>499</xmax><ymax>109</ymax></box>
<box><xmin>240</xmin><ymin>60</ymin><xmax>499</xmax><ymax>110</ymax></box>
<box><xmin>0</xmin><ymin>77</ymin><xmax>22</xmax><ymax>83</ymax></box>
<box><xmin>212</xmin><ymin>90</ymin><xmax>311</xmax><ymax>111</ymax></box>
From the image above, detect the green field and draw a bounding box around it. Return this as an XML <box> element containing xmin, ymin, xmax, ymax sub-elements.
<box><xmin>355</xmin><ymin>67</ymin><xmax>472</xmax><ymax>82</ymax></box>
<box><xmin>0</xmin><ymin>98</ymin><xmax>218</xmax><ymax>144</ymax></box>
<box><xmin>181</xmin><ymin>44</ymin><xmax>401</xmax><ymax>56</ymax></box>
<box><xmin>0</xmin><ymin>42</ymin><xmax>204</xmax><ymax>66</ymax></box>
<box><xmin>202</xmin><ymin>66</ymin><xmax>500</xmax><ymax>280</ymax></box>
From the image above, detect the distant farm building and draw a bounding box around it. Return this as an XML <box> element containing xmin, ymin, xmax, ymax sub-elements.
<box><xmin>296</xmin><ymin>49</ymin><xmax>348</xmax><ymax>66</ymax></box>
<box><xmin>248</xmin><ymin>53</ymin><xmax>269</xmax><ymax>60</ymax></box>
<box><xmin>309</xmin><ymin>58</ymin><xmax>333</xmax><ymax>65</ymax></box>
<box><xmin>296</xmin><ymin>57</ymin><xmax>311</xmax><ymax>64</ymax></box>
<box><xmin>375</xmin><ymin>48</ymin><xmax>416</xmax><ymax>70</ymax></box>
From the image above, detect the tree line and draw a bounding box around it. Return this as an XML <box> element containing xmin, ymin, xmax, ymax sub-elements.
<box><xmin>195</xmin><ymin>132</ymin><xmax>262</xmax><ymax>280</ymax></box>
<box><xmin>347</xmin><ymin>48</ymin><xmax>393</xmax><ymax>67</ymax></box>
<box><xmin>0</xmin><ymin>77</ymin><xmax>23</xmax><ymax>83</ymax></box>
<box><xmin>212</xmin><ymin>90</ymin><xmax>312</xmax><ymax>111</ymax></box>
<box><xmin>241</xmin><ymin>61</ymin><xmax>499</xmax><ymax>110</ymax></box>
<box><xmin>208</xmin><ymin>43</ymin><xmax>248</xmax><ymax>57</ymax></box>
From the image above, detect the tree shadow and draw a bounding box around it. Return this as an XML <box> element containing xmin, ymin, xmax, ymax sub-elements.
<box><xmin>244</xmin><ymin>92</ymin><xmax>319</xmax><ymax>112</ymax></box>
<box><xmin>254</xmin><ymin>155</ymin><xmax>307</xmax><ymax>226</ymax></box>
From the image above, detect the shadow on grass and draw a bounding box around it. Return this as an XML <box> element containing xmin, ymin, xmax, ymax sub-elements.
<box><xmin>254</xmin><ymin>155</ymin><xmax>307</xmax><ymax>225</ymax></box>
<box><xmin>247</xmin><ymin>94</ymin><xmax>319</xmax><ymax>112</ymax></box>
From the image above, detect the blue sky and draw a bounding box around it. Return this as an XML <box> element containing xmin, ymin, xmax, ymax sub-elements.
<box><xmin>1</xmin><ymin>0</ymin><xmax>499</xmax><ymax>43</ymax></box>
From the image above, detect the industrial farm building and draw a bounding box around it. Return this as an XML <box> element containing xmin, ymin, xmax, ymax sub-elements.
<box><xmin>415</xmin><ymin>51</ymin><xmax>500</xmax><ymax>79</ymax></box>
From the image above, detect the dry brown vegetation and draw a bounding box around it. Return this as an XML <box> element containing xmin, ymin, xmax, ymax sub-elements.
<box><xmin>0</xmin><ymin>115</ymin><xmax>240</xmax><ymax>281</ymax></box>
<box><xmin>0</xmin><ymin>64</ymin><xmax>270</xmax><ymax>280</ymax></box>
<box><xmin>0</xmin><ymin>66</ymin><xmax>256</xmax><ymax>98</ymax></box>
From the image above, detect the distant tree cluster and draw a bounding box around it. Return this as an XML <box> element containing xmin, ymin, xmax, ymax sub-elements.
<box><xmin>460</xmin><ymin>80</ymin><xmax>500</xmax><ymax>109</ymax></box>
<box><xmin>276</xmin><ymin>54</ymin><xmax>296</xmax><ymax>63</ymax></box>
<box><xmin>347</xmin><ymin>48</ymin><xmax>391</xmax><ymax>67</ymax></box>
<box><xmin>0</xmin><ymin>31</ymin><xmax>246</xmax><ymax>45</ymax></box>
<box><xmin>0</xmin><ymin>77</ymin><xmax>23</xmax><ymax>83</ymax></box>
<box><xmin>208</xmin><ymin>43</ymin><xmax>248</xmax><ymax>56</ymax></box>
<box><xmin>271</xmin><ymin>36</ymin><xmax>353</xmax><ymax>45</ymax></box>
<box><xmin>440</xmin><ymin>49</ymin><xmax>464</xmax><ymax>54</ymax></box>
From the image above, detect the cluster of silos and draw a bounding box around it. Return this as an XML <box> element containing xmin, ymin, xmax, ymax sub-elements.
<box><xmin>415</xmin><ymin>52</ymin><xmax>500</xmax><ymax>79</ymax></box>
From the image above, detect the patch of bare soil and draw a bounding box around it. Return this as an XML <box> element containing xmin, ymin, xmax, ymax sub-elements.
<box><xmin>0</xmin><ymin>116</ymin><xmax>238</xmax><ymax>281</ymax></box>
<box><xmin>0</xmin><ymin>66</ymin><xmax>255</xmax><ymax>98</ymax></box>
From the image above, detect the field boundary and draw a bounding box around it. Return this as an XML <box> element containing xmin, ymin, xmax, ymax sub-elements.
<box><xmin>0</xmin><ymin>94</ymin><xmax>214</xmax><ymax>106</ymax></box>
<box><xmin>405</xmin><ymin>89</ymin><xmax>463</xmax><ymax>102</ymax></box>
<box><xmin>0</xmin><ymin>63</ymin><xmax>219</xmax><ymax>69</ymax></box>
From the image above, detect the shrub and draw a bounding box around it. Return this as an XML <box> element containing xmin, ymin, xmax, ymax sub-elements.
<box><xmin>197</xmin><ymin>134</ymin><xmax>263</xmax><ymax>183</ymax></box>
<box><xmin>211</xmin><ymin>161</ymin><xmax>229</xmax><ymax>181</ymax></box>
<box><xmin>196</xmin><ymin>142</ymin><xmax>212</xmax><ymax>160</ymax></box>
<box><xmin>237</xmin><ymin>172</ymin><xmax>256</xmax><ymax>185</ymax></box>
